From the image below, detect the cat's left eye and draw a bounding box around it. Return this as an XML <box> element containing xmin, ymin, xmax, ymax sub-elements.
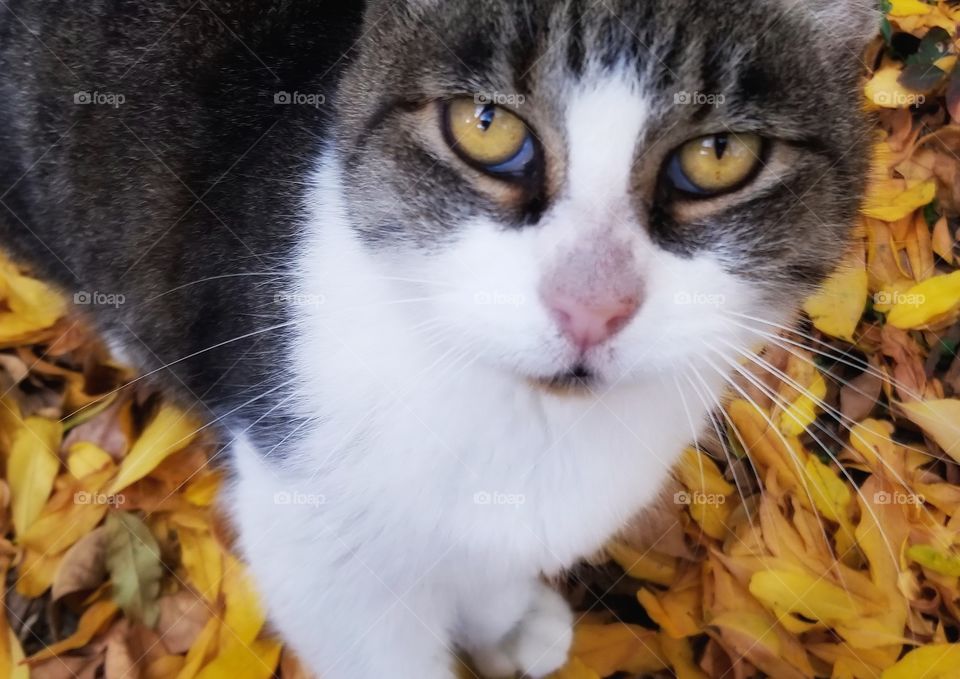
<box><xmin>665</xmin><ymin>133</ymin><xmax>765</xmax><ymax>198</ymax></box>
<box><xmin>442</xmin><ymin>99</ymin><xmax>537</xmax><ymax>178</ymax></box>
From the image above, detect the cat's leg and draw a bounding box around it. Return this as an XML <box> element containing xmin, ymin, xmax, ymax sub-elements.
<box><xmin>271</xmin><ymin>582</ymin><xmax>457</xmax><ymax>679</ymax></box>
<box><xmin>458</xmin><ymin>578</ymin><xmax>574</xmax><ymax>679</ymax></box>
<box><xmin>228</xmin><ymin>443</ymin><xmax>458</xmax><ymax>679</ymax></box>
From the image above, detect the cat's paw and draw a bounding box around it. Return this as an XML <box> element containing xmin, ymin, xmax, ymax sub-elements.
<box><xmin>473</xmin><ymin>583</ymin><xmax>573</xmax><ymax>678</ymax></box>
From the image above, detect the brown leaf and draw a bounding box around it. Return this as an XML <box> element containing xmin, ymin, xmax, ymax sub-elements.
<box><xmin>155</xmin><ymin>589</ymin><xmax>211</xmax><ymax>654</ymax></box>
<box><xmin>51</xmin><ymin>526</ymin><xmax>109</xmax><ymax>602</ymax></box>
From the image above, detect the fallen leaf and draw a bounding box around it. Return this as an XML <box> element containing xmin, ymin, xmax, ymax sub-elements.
<box><xmin>104</xmin><ymin>512</ymin><xmax>163</xmax><ymax>626</ymax></box>
<box><xmin>8</xmin><ymin>416</ymin><xmax>62</xmax><ymax>534</ymax></box>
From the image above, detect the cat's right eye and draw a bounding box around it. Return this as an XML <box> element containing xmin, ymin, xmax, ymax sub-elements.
<box><xmin>442</xmin><ymin>99</ymin><xmax>537</xmax><ymax>179</ymax></box>
<box><xmin>665</xmin><ymin>133</ymin><xmax>765</xmax><ymax>198</ymax></box>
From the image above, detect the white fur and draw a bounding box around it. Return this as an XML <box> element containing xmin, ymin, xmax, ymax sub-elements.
<box><xmin>228</xmin><ymin>74</ymin><xmax>779</xmax><ymax>678</ymax></box>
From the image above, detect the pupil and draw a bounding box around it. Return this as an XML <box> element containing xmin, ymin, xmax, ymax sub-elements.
<box><xmin>713</xmin><ymin>134</ymin><xmax>729</xmax><ymax>160</ymax></box>
<box><xmin>477</xmin><ymin>105</ymin><xmax>496</xmax><ymax>131</ymax></box>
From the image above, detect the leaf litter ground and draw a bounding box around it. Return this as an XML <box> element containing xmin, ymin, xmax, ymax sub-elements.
<box><xmin>2</xmin><ymin>2</ymin><xmax>960</xmax><ymax>678</ymax></box>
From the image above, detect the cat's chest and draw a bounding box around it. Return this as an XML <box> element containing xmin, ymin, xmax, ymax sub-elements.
<box><xmin>306</xmin><ymin>373</ymin><xmax>709</xmax><ymax>571</ymax></box>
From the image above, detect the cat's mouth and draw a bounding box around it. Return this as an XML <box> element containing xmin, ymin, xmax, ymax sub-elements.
<box><xmin>530</xmin><ymin>363</ymin><xmax>597</xmax><ymax>395</ymax></box>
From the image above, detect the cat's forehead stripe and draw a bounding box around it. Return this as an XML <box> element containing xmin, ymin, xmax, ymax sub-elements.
<box><xmin>564</xmin><ymin>74</ymin><xmax>649</xmax><ymax>204</ymax></box>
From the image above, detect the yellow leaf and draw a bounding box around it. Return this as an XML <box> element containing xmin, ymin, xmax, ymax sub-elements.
<box><xmin>749</xmin><ymin>570</ymin><xmax>864</xmax><ymax>625</ymax></box>
<box><xmin>659</xmin><ymin>635</ymin><xmax>708</xmax><ymax>679</ymax></box>
<box><xmin>176</xmin><ymin>615</ymin><xmax>220</xmax><ymax>679</ymax></box>
<box><xmin>220</xmin><ymin>556</ymin><xmax>268</xmax><ymax>647</ymax></box>
<box><xmin>0</xmin><ymin>257</ymin><xmax>66</xmax><ymax>345</ymax></box>
<box><xmin>637</xmin><ymin>587</ymin><xmax>701</xmax><ymax>639</ymax></box>
<box><xmin>675</xmin><ymin>448</ymin><xmax>734</xmax><ymax>498</ymax></box>
<box><xmin>26</xmin><ymin>600</ymin><xmax>118</xmax><ymax>662</ymax></box>
<box><xmin>145</xmin><ymin>655</ymin><xmax>187</xmax><ymax>679</ymax></box>
<box><xmin>881</xmin><ymin>644</ymin><xmax>960</xmax><ymax>679</ymax></box>
<box><xmin>709</xmin><ymin>611</ymin><xmax>781</xmax><ymax>657</ymax></box>
<box><xmin>779</xmin><ymin>371</ymin><xmax>827</xmax><ymax>437</ymax></box>
<box><xmin>570</xmin><ymin>623</ymin><xmax>667</xmax><ymax>676</ymax></box>
<box><xmin>886</xmin><ymin>270</ymin><xmax>960</xmax><ymax>329</ymax></box>
<box><xmin>907</xmin><ymin>544</ymin><xmax>960</xmax><ymax>577</ymax></box>
<box><xmin>184</xmin><ymin>471</ymin><xmax>222</xmax><ymax>507</ymax></box>
<box><xmin>15</xmin><ymin>547</ymin><xmax>63</xmax><ymax>598</ymax></box>
<box><xmin>803</xmin><ymin>266</ymin><xmax>868</xmax><ymax>342</ymax></box>
<box><xmin>899</xmin><ymin>399</ymin><xmax>960</xmax><ymax>462</ymax></box>
<box><xmin>862</xmin><ymin>179</ymin><xmax>937</xmax><ymax>223</ymax></box>
<box><xmin>0</xmin><ymin>562</ymin><xmax>28</xmax><ymax>679</ymax></box>
<box><xmin>606</xmin><ymin>542</ymin><xmax>676</xmax><ymax>587</ymax></box>
<box><xmin>8</xmin><ymin>417</ymin><xmax>62</xmax><ymax>534</ymax></box>
<box><xmin>66</xmin><ymin>442</ymin><xmax>115</xmax><ymax>478</ymax></box>
<box><xmin>888</xmin><ymin>0</ymin><xmax>933</xmax><ymax>16</ymax></box>
<box><xmin>178</xmin><ymin>526</ymin><xmax>224</xmax><ymax>602</ymax></box>
<box><xmin>194</xmin><ymin>639</ymin><xmax>282</xmax><ymax>679</ymax></box>
<box><xmin>108</xmin><ymin>404</ymin><xmax>199</xmax><ymax>493</ymax></box>
<box><xmin>803</xmin><ymin>456</ymin><xmax>851</xmax><ymax>524</ymax></box>
<box><xmin>0</xmin><ymin>627</ymin><xmax>27</xmax><ymax>679</ymax></box>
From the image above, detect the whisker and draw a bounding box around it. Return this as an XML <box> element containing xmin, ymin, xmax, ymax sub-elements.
<box><xmin>716</xmin><ymin>338</ymin><xmax>943</xmax><ymax>526</ymax></box>
<box><xmin>699</xmin><ymin>346</ymin><xmax>853</xmax><ymax>567</ymax></box>
<box><xmin>706</xmin><ymin>345</ymin><xmax>902</xmax><ymax>571</ymax></box>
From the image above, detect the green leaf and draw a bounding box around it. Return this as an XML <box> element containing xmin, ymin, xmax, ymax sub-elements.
<box><xmin>899</xmin><ymin>62</ymin><xmax>948</xmax><ymax>93</ymax></box>
<box><xmin>906</xmin><ymin>27</ymin><xmax>952</xmax><ymax>66</ymax></box>
<box><xmin>881</xmin><ymin>18</ymin><xmax>893</xmax><ymax>46</ymax></box>
<box><xmin>924</xmin><ymin>200</ymin><xmax>941</xmax><ymax>227</ymax></box>
<box><xmin>104</xmin><ymin>512</ymin><xmax>163</xmax><ymax>627</ymax></box>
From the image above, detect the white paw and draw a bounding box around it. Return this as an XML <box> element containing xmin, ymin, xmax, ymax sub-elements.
<box><xmin>473</xmin><ymin>584</ymin><xmax>573</xmax><ymax>679</ymax></box>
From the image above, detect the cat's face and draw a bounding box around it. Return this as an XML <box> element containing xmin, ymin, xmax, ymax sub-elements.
<box><xmin>329</xmin><ymin>0</ymin><xmax>875</xmax><ymax>390</ymax></box>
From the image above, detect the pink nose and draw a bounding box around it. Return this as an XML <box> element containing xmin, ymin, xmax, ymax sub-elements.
<box><xmin>545</xmin><ymin>293</ymin><xmax>640</xmax><ymax>352</ymax></box>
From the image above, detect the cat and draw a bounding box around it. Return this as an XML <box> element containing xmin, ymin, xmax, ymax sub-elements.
<box><xmin>0</xmin><ymin>0</ymin><xmax>878</xmax><ymax>676</ymax></box>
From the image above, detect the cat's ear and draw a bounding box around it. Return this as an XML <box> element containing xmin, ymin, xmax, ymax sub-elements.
<box><xmin>799</xmin><ymin>0</ymin><xmax>882</xmax><ymax>47</ymax></box>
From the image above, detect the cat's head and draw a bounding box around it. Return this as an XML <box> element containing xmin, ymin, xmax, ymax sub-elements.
<box><xmin>326</xmin><ymin>0</ymin><xmax>876</xmax><ymax>391</ymax></box>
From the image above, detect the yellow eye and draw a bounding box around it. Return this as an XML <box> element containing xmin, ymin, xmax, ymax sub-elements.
<box><xmin>668</xmin><ymin>133</ymin><xmax>764</xmax><ymax>196</ymax></box>
<box><xmin>443</xmin><ymin>99</ymin><xmax>535</xmax><ymax>175</ymax></box>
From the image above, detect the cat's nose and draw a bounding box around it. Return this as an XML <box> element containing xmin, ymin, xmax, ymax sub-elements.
<box><xmin>544</xmin><ymin>292</ymin><xmax>640</xmax><ymax>352</ymax></box>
